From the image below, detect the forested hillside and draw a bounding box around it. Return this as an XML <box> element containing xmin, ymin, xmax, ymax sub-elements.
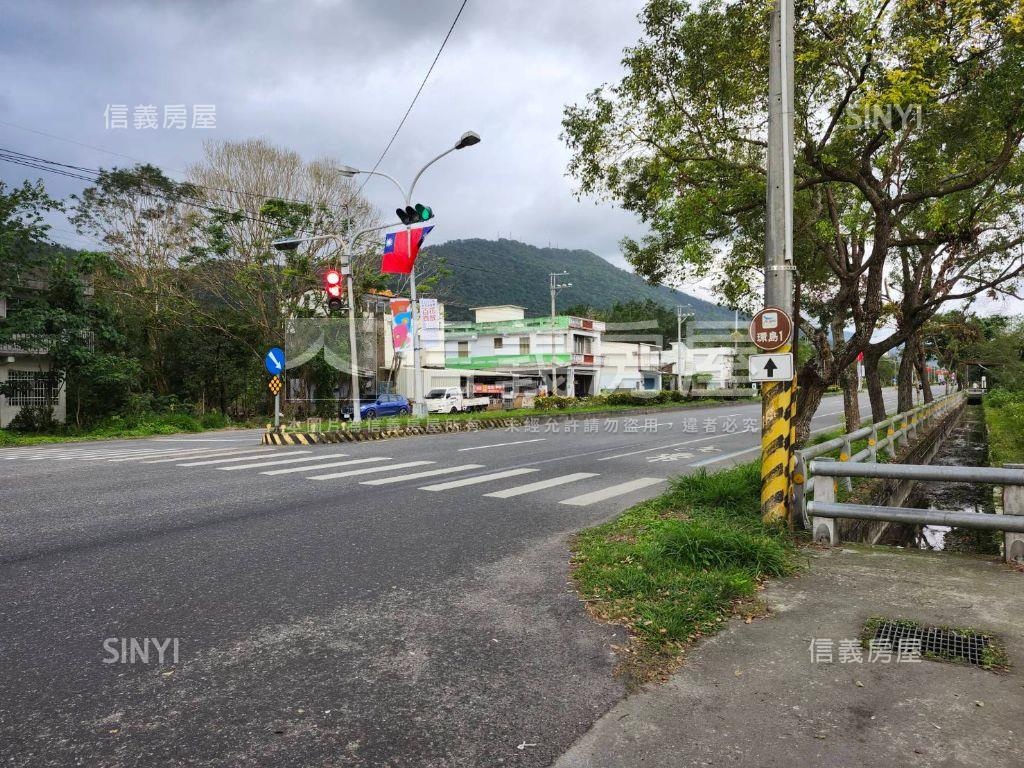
<box><xmin>416</xmin><ymin>238</ymin><xmax>733</xmax><ymax>321</ymax></box>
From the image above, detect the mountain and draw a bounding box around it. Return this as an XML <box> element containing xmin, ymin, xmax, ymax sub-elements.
<box><xmin>415</xmin><ymin>238</ymin><xmax>734</xmax><ymax>322</ymax></box>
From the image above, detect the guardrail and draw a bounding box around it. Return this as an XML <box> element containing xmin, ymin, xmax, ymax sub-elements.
<box><xmin>792</xmin><ymin>391</ymin><xmax>963</xmax><ymax>526</ymax></box>
<box><xmin>807</xmin><ymin>461</ymin><xmax>1024</xmax><ymax>563</ymax></box>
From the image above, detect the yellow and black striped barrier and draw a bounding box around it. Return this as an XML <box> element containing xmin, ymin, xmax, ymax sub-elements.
<box><xmin>761</xmin><ymin>343</ymin><xmax>795</xmax><ymax>525</ymax></box>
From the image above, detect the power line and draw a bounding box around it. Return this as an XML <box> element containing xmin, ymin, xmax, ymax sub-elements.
<box><xmin>356</xmin><ymin>0</ymin><xmax>469</xmax><ymax>196</ymax></box>
<box><xmin>0</xmin><ymin>148</ymin><xmax>312</xmax><ymax>234</ymax></box>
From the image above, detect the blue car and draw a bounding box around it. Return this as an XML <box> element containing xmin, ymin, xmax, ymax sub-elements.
<box><xmin>342</xmin><ymin>393</ymin><xmax>411</xmax><ymax>420</ymax></box>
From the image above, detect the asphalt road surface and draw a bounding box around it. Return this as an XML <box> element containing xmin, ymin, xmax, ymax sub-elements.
<box><xmin>1</xmin><ymin>390</ymin><xmax>898</xmax><ymax>767</ymax></box>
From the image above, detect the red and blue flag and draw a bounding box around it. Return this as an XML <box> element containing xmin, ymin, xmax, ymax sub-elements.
<box><xmin>381</xmin><ymin>226</ymin><xmax>433</xmax><ymax>274</ymax></box>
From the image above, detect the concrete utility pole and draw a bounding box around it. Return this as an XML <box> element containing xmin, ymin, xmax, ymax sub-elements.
<box><xmin>676</xmin><ymin>304</ymin><xmax>691</xmax><ymax>392</ymax></box>
<box><xmin>761</xmin><ymin>0</ymin><xmax>798</xmax><ymax>525</ymax></box>
<box><xmin>549</xmin><ymin>271</ymin><xmax>571</xmax><ymax>396</ymax></box>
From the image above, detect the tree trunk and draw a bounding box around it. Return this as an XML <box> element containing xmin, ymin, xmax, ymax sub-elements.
<box><xmin>897</xmin><ymin>343</ymin><xmax>916</xmax><ymax>413</ymax></box>
<box><xmin>863</xmin><ymin>351</ymin><xmax>887</xmax><ymax>422</ymax></box>
<box><xmin>915</xmin><ymin>345</ymin><xmax>933</xmax><ymax>403</ymax></box>
<box><xmin>793</xmin><ymin>366</ymin><xmax>829</xmax><ymax>448</ymax></box>
<box><xmin>840</xmin><ymin>362</ymin><xmax>861</xmax><ymax>431</ymax></box>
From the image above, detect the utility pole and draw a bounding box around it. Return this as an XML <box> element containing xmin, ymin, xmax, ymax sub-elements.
<box><xmin>549</xmin><ymin>271</ymin><xmax>571</xmax><ymax>396</ymax></box>
<box><xmin>761</xmin><ymin>0</ymin><xmax>798</xmax><ymax>525</ymax></box>
<box><xmin>676</xmin><ymin>304</ymin><xmax>691</xmax><ymax>392</ymax></box>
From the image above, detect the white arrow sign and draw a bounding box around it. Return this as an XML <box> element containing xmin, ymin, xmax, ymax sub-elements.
<box><xmin>748</xmin><ymin>352</ymin><xmax>794</xmax><ymax>382</ymax></box>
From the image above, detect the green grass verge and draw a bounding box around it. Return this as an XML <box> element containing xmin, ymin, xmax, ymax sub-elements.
<box><xmin>283</xmin><ymin>398</ymin><xmax>748</xmax><ymax>433</ymax></box>
<box><xmin>570</xmin><ymin>462</ymin><xmax>797</xmax><ymax>682</ymax></box>
<box><xmin>984</xmin><ymin>389</ymin><xmax>1024</xmax><ymax>466</ymax></box>
<box><xmin>0</xmin><ymin>413</ymin><xmax>258</xmax><ymax>447</ymax></box>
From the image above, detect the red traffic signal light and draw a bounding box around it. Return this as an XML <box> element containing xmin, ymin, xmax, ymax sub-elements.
<box><xmin>322</xmin><ymin>268</ymin><xmax>344</xmax><ymax>312</ymax></box>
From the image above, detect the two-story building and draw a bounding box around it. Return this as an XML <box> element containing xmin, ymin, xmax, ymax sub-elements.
<box><xmin>443</xmin><ymin>305</ymin><xmax>606</xmax><ymax>396</ymax></box>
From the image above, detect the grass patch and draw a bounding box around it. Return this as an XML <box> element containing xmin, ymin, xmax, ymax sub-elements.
<box><xmin>984</xmin><ymin>389</ymin><xmax>1024</xmax><ymax>466</ymax></box>
<box><xmin>0</xmin><ymin>412</ymin><xmax>255</xmax><ymax>447</ymax></box>
<box><xmin>570</xmin><ymin>462</ymin><xmax>797</xmax><ymax>683</ymax></box>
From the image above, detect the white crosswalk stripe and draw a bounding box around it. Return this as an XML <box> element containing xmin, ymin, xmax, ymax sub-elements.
<box><xmin>309</xmin><ymin>460</ymin><xmax>433</xmax><ymax>481</ymax></box>
<box><xmin>137</xmin><ymin>448</ymin><xmax>276</xmax><ymax>464</ymax></box>
<box><xmin>559</xmin><ymin>477</ymin><xmax>665</xmax><ymax>507</ymax></box>
<box><xmin>419</xmin><ymin>468</ymin><xmax>538</xmax><ymax>492</ymax></box>
<box><xmin>178</xmin><ymin>450</ymin><xmax>311</xmax><ymax>467</ymax></box>
<box><xmin>360</xmin><ymin>464</ymin><xmax>484</xmax><ymax>485</ymax></box>
<box><xmin>218</xmin><ymin>453</ymin><xmax>349</xmax><ymax>471</ymax></box>
<box><xmin>483</xmin><ymin>472</ymin><xmax>598</xmax><ymax>499</ymax></box>
<box><xmin>261</xmin><ymin>457</ymin><xmax>389</xmax><ymax>476</ymax></box>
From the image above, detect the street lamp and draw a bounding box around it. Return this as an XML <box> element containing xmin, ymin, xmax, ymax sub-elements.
<box><xmin>549</xmin><ymin>271</ymin><xmax>571</xmax><ymax>396</ymax></box>
<box><xmin>336</xmin><ymin>130</ymin><xmax>481</xmax><ymax>416</ymax></box>
<box><xmin>272</xmin><ymin>221</ymin><xmax>397</xmax><ymax>423</ymax></box>
<box><xmin>676</xmin><ymin>304</ymin><xmax>693</xmax><ymax>393</ymax></box>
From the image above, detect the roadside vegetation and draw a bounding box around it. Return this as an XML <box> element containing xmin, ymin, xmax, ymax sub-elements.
<box><xmin>0</xmin><ymin>398</ymin><xmax>256</xmax><ymax>447</ymax></box>
<box><xmin>984</xmin><ymin>389</ymin><xmax>1024</xmax><ymax>466</ymax></box>
<box><xmin>570</xmin><ymin>462</ymin><xmax>797</xmax><ymax>683</ymax></box>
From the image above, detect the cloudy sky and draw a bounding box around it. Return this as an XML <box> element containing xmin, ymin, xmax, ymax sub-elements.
<box><xmin>0</xmin><ymin>0</ymin><xmax>655</xmax><ymax>267</ymax></box>
<box><xmin>2</xmin><ymin>0</ymin><xmax>1020</xmax><ymax>317</ymax></box>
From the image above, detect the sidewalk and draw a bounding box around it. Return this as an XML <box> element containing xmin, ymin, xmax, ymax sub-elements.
<box><xmin>555</xmin><ymin>545</ymin><xmax>1024</xmax><ymax>768</ymax></box>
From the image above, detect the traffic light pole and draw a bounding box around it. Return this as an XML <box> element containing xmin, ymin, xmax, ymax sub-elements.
<box><xmin>762</xmin><ymin>0</ymin><xmax>798</xmax><ymax>525</ymax></box>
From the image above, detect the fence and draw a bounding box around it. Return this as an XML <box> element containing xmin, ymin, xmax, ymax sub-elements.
<box><xmin>792</xmin><ymin>391</ymin><xmax>1024</xmax><ymax>563</ymax></box>
<box><xmin>792</xmin><ymin>391</ymin><xmax>964</xmax><ymax>526</ymax></box>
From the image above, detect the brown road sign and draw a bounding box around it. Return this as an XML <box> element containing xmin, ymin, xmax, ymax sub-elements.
<box><xmin>749</xmin><ymin>307</ymin><xmax>793</xmax><ymax>351</ymax></box>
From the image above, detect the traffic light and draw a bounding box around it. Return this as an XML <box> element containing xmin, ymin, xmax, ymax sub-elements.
<box><xmin>322</xmin><ymin>268</ymin><xmax>344</xmax><ymax>313</ymax></box>
<box><xmin>396</xmin><ymin>203</ymin><xmax>434</xmax><ymax>225</ymax></box>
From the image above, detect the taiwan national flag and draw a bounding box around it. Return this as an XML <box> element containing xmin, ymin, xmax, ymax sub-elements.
<box><xmin>381</xmin><ymin>226</ymin><xmax>433</xmax><ymax>274</ymax></box>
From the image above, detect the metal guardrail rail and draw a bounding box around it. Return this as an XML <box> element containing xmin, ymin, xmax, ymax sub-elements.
<box><xmin>792</xmin><ymin>391</ymin><xmax>964</xmax><ymax>524</ymax></box>
<box><xmin>796</xmin><ymin>393</ymin><xmax>1024</xmax><ymax>563</ymax></box>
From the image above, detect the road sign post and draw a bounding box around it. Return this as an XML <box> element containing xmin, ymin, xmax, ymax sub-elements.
<box><xmin>752</xmin><ymin>307</ymin><xmax>795</xmax><ymax>526</ymax></box>
<box><xmin>265</xmin><ymin>348</ymin><xmax>285</xmax><ymax>431</ymax></box>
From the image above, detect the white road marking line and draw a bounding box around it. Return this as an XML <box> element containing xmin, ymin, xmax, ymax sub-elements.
<box><xmin>261</xmin><ymin>457</ymin><xmax>389</xmax><ymax>476</ymax></box>
<box><xmin>597</xmin><ymin>434</ymin><xmax>720</xmax><ymax>461</ymax></box>
<box><xmin>689</xmin><ymin>423</ymin><xmax>839</xmax><ymax>468</ymax></box>
<box><xmin>309</xmin><ymin>460</ymin><xmax>434</xmax><ymax>480</ymax></box>
<box><xmin>420</xmin><ymin>468</ymin><xmax>538</xmax><ymax>491</ymax></box>
<box><xmin>218</xmin><ymin>453</ymin><xmax>350</xmax><ymax>471</ymax></box>
<box><xmin>151</xmin><ymin>438</ymin><xmax>250</xmax><ymax>442</ymax></box>
<box><xmin>559</xmin><ymin>477</ymin><xmax>665</xmax><ymax>506</ymax></box>
<box><xmin>361</xmin><ymin>465</ymin><xmax>485</xmax><ymax>485</ymax></box>
<box><xmin>457</xmin><ymin>438</ymin><xmax>546</xmax><ymax>452</ymax></box>
<box><xmin>483</xmin><ymin>472</ymin><xmax>598</xmax><ymax>499</ymax></box>
<box><xmin>135</xmin><ymin>448</ymin><xmax>274</xmax><ymax>464</ymax></box>
<box><xmin>178</xmin><ymin>451</ymin><xmax>311</xmax><ymax>467</ymax></box>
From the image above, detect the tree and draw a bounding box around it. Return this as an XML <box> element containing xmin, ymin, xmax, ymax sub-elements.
<box><xmin>563</xmin><ymin>0</ymin><xmax>1024</xmax><ymax>442</ymax></box>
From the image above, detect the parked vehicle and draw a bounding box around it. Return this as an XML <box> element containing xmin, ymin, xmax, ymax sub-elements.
<box><xmin>341</xmin><ymin>393</ymin><xmax>410</xmax><ymax>420</ymax></box>
<box><xmin>423</xmin><ymin>387</ymin><xmax>490</xmax><ymax>414</ymax></box>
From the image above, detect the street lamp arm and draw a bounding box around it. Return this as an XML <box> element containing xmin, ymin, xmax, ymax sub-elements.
<box><xmin>408</xmin><ymin>147</ymin><xmax>458</xmax><ymax>204</ymax></box>
<box><xmin>352</xmin><ymin>169</ymin><xmax>407</xmax><ymax>202</ymax></box>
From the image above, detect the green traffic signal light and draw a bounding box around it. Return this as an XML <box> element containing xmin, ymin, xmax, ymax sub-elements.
<box><xmin>415</xmin><ymin>203</ymin><xmax>433</xmax><ymax>222</ymax></box>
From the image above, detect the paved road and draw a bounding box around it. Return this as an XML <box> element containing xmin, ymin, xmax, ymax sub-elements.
<box><xmin>0</xmin><ymin>390</ymin><xmax>897</xmax><ymax>767</ymax></box>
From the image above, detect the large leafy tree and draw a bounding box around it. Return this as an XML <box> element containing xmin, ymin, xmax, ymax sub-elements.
<box><xmin>564</xmin><ymin>0</ymin><xmax>1024</xmax><ymax>440</ymax></box>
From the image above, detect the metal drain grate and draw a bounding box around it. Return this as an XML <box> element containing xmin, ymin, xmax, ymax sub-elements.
<box><xmin>871</xmin><ymin>620</ymin><xmax>990</xmax><ymax>666</ymax></box>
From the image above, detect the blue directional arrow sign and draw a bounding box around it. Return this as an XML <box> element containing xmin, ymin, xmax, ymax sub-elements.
<box><xmin>264</xmin><ymin>347</ymin><xmax>285</xmax><ymax>375</ymax></box>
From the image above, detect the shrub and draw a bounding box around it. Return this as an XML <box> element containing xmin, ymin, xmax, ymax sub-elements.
<box><xmin>200</xmin><ymin>410</ymin><xmax>228</xmax><ymax>429</ymax></box>
<box><xmin>7</xmin><ymin>406</ymin><xmax>59</xmax><ymax>433</ymax></box>
<box><xmin>534</xmin><ymin>395</ymin><xmax>577</xmax><ymax>410</ymax></box>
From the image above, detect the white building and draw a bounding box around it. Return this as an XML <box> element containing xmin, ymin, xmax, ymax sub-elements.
<box><xmin>600</xmin><ymin>341</ymin><xmax>665</xmax><ymax>391</ymax></box>
<box><xmin>665</xmin><ymin>341</ymin><xmax>736</xmax><ymax>389</ymax></box>
<box><xmin>443</xmin><ymin>305</ymin><xmax>606</xmax><ymax>396</ymax></box>
<box><xmin>0</xmin><ymin>293</ymin><xmax>67</xmax><ymax>428</ymax></box>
